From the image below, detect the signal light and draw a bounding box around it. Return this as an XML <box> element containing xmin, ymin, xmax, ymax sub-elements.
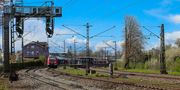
<box><xmin>46</xmin><ymin>17</ymin><xmax>54</xmax><ymax>38</ymax></box>
<box><xmin>16</xmin><ymin>17</ymin><xmax>24</xmax><ymax>38</ymax></box>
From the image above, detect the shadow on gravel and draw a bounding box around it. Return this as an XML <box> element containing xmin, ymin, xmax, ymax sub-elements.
<box><xmin>69</xmin><ymin>83</ymin><xmax>83</xmax><ymax>89</ymax></box>
<box><xmin>9</xmin><ymin>84</ymin><xmax>41</xmax><ymax>89</ymax></box>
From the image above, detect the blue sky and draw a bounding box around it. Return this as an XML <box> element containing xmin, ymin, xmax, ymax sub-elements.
<box><xmin>1</xmin><ymin>0</ymin><xmax>180</xmax><ymax>52</ymax></box>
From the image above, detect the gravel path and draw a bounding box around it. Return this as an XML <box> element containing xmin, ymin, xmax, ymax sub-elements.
<box><xmin>9</xmin><ymin>69</ymin><xmax>62</xmax><ymax>90</ymax></box>
<box><xmin>9</xmin><ymin>69</ymin><xmax>99</xmax><ymax>90</ymax></box>
<box><xmin>9</xmin><ymin>68</ymin><xmax>177</xmax><ymax>90</ymax></box>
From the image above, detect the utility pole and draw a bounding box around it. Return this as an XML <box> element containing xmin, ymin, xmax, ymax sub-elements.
<box><xmin>84</xmin><ymin>23</ymin><xmax>92</xmax><ymax>75</ymax></box>
<box><xmin>114</xmin><ymin>41</ymin><xmax>118</xmax><ymax>70</ymax></box>
<box><xmin>21</xmin><ymin>37</ymin><xmax>24</xmax><ymax>67</ymax></box>
<box><xmin>84</xmin><ymin>23</ymin><xmax>92</xmax><ymax>57</ymax></box>
<box><xmin>104</xmin><ymin>47</ymin><xmax>107</xmax><ymax>59</ymax></box>
<box><xmin>73</xmin><ymin>39</ymin><xmax>77</xmax><ymax>69</ymax></box>
<box><xmin>64</xmin><ymin>40</ymin><xmax>66</xmax><ymax>53</ymax></box>
<box><xmin>62</xmin><ymin>24</ymin><xmax>115</xmax><ymax>75</ymax></box>
<box><xmin>160</xmin><ymin>24</ymin><xmax>168</xmax><ymax>74</ymax></box>
<box><xmin>143</xmin><ymin>25</ymin><xmax>168</xmax><ymax>74</ymax></box>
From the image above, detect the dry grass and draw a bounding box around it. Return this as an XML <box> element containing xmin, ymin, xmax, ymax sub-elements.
<box><xmin>0</xmin><ymin>78</ymin><xmax>8</xmax><ymax>90</ymax></box>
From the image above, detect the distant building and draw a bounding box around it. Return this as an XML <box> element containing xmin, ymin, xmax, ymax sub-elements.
<box><xmin>23</xmin><ymin>41</ymin><xmax>49</xmax><ymax>58</ymax></box>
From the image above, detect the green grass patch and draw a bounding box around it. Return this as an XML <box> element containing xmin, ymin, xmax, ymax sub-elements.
<box><xmin>57</xmin><ymin>67</ymin><xmax>109</xmax><ymax>77</ymax></box>
<box><xmin>94</xmin><ymin>67</ymin><xmax>180</xmax><ymax>76</ymax></box>
<box><xmin>58</xmin><ymin>67</ymin><xmax>86</xmax><ymax>76</ymax></box>
<box><xmin>168</xmin><ymin>71</ymin><xmax>180</xmax><ymax>75</ymax></box>
<box><xmin>122</xmin><ymin>69</ymin><xmax>180</xmax><ymax>75</ymax></box>
<box><xmin>124</xmin><ymin>69</ymin><xmax>160</xmax><ymax>74</ymax></box>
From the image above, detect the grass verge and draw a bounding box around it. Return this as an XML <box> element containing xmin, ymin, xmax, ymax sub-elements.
<box><xmin>0</xmin><ymin>78</ymin><xmax>8</xmax><ymax>90</ymax></box>
<box><xmin>57</xmin><ymin>66</ymin><xmax>109</xmax><ymax>77</ymax></box>
<box><xmin>98</xmin><ymin>67</ymin><xmax>180</xmax><ymax>75</ymax></box>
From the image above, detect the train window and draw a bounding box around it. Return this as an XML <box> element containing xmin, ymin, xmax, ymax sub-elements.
<box><xmin>55</xmin><ymin>8</ymin><xmax>60</xmax><ymax>14</ymax></box>
<box><xmin>33</xmin><ymin>8</ymin><xmax>36</xmax><ymax>14</ymax></box>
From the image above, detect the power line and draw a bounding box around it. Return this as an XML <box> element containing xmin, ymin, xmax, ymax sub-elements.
<box><xmin>90</xmin><ymin>26</ymin><xmax>116</xmax><ymax>39</ymax></box>
<box><xmin>62</xmin><ymin>25</ymin><xmax>86</xmax><ymax>38</ymax></box>
<box><xmin>142</xmin><ymin>26</ymin><xmax>160</xmax><ymax>39</ymax></box>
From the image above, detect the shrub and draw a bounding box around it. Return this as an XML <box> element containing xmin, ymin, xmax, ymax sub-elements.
<box><xmin>10</xmin><ymin>60</ymin><xmax>44</xmax><ymax>70</ymax></box>
<box><xmin>144</xmin><ymin>58</ymin><xmax>160</xmax><ymax>70</ymax></box>
<box><xmin>166</xmin><ymin>48</ymin><xmax>180</xmax><ymax>62</ymax></box>
<box><xmin>167</xmin><ymin>58</ymin><xmax>180</xmax><ymax>72</ymax></box>
<box><xmin>39</xmin><ymin>55</ymin><xmax>46</xmax><ymax>65</ymax></box>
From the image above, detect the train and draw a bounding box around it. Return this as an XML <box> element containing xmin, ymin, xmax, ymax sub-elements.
<box><xmin>47</xmin><ymin>53</ymin><xmax>109</xmax><ymax>68</ymax></box>
<box><xmin>56</xmin><ymin>57</ymin><xmax>109</xmax><ymax>68</ymax></box>
<box><xmin>47</xmin><ymin>55</ymin><xmax>58</xmax><ymax>68</ymax></box>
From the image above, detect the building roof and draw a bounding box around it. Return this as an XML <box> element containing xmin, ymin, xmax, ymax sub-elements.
<box><xmin>24</xmin><ymin>41</ymin><xmax>48</xmax><ymax>48</ymax></box>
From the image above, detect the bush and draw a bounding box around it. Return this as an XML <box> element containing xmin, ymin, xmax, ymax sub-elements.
<box><xmin>39</xmin><ymin>55</ymin><xmax>46</xmax><ymax>65</ymax></box>
<box><xmin>11</xmin><ymin>60</ymin><xmax>44</xmax><ymax>70</ymax></box>
<box><xmin>116</xmin><ymin>61</ymin><xmax>124</xmax><ymax>69</ymax></box>
<box><xmin>134</xmin><ymin>63</ymin><xmax>145</xmax><ymax>69</ymax></box>
<box><xmin>167</xmin><ymin>58</ymin><xmax>180</xmax><ymax>72</ymax></box>
<box><xmin>166</xmin><ymin>48</ymin><xmax>180</xmax><ymax>62</ymax></box>
<box><xmin>144</xmin><ymin>58</ymin><xmax>160</xmax><ymax>70</ymax></box>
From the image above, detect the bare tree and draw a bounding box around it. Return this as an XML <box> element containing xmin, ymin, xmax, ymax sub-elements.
<box><xmin>175</xmin><ymin>38</ymin><xmax>180</xmax><ymax>48</ymax></box>
<box><xmin>124</xmin><ymin>16</ymin><xmax>144</xmax><ymax>69</ymax></box>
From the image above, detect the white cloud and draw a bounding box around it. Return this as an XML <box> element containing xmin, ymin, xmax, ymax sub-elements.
<box><xmin>14</xmin><ymin>19</ymin><xmax>73</xmax><ymax>51</ymax></box>
<box><xmin>169</xmin><ymin>15</ymin><xmax>180</xmax><ymax>24</ymax></box>
<box><xmin>165</xmin><ymin>30</ymin><xmax>180</xmax><ymax>44</ymax></box>
<box><xmin>145</xmin><ymin>31</ymin><xmax>180</xmax><ymax>50</ymax></box>
<box><xmin>55</xmin><ymin>28</ymin><xmax>75</xmax><ymax>35</ymax></box>
<box><xmin>95</xmin><ymin>40</ymin><xmax>124</xmax><ymax>51</ymax></box>
<box><xmin>24</xmin><ymin>19</ymin><xmax>46</xmax><ymax>42</ymax></box>
<box><xmin>144</xmin><ymin>8</ymin><xmax>167</xmax><ymax>19</ymax></box>
<box><xmin>66</xmin><ymin>36</ymin><xmax>86</xmax><ymax>44</ymax></box>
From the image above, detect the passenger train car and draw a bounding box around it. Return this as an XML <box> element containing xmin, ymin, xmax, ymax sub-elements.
<box><xmin>47</xmin><ymin>55</ymin><xmax>58</xmax><ymax>68</ymax></box>
<box><xmin>57</xmin><ymin>57</ymin><xmax>109</xmax><ymax>67</ymax></box>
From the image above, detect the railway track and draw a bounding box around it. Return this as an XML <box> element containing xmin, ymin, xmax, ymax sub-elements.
<box><xmin>47</xmin><ymin>68</ymin><xmax>168</xmax><ymax>90</ymax></box>
<box><xmin>24</xmin><ymin>68</ymin><xmax>85</xmax><ymax>90</ymax></box>
<box><xmin>90</xmin><ymin>68</ymin><xmax>180</xmax><ymax>81</ymax></box>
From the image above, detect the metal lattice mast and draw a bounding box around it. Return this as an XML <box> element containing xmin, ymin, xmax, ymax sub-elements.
<box><xmin>160</xmin><ymin>24</ymin><xmax>168</xmax><ymax>74</ymax></box>
<box><xmin>10</xmin><ymin>0</ymin><xmax>15</xmax><ymax>56</ymax></box>
<box><xmin>84</xmin><ymin>23</ymin><xmax>92</xmax><ymax>75</ymax></box>
<box><xmin>10</xmin><ymin>0</ymin><xmax>23</xmax><ymax>55</ymax></box>
<box><xmin>0</xmin><ymin>1</ymin><xmax>3</xmax><ymax>32</ymax></box>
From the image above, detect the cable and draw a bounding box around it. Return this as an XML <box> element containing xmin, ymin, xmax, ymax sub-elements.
<box><xmin>142</xmin><ymin>26</ymin><xmax>160</xmax><ymax>39</ymax></box>
<box><xmin>62</xmin><ymin>25</ymin><xmax>86</xmax><ymax>38</ymax></box>
<box><xmin>90</xmin><ymin>26</ymin><xmax>116</xmax><ymax>39</ymax></box>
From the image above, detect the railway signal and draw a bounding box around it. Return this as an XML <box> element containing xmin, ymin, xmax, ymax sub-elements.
<box><xmin>16</xmin><ymin>17</ymin><xmax>24</xmax><ymax>38</ymax></box>
<box><xmin>2</xmin><ymin>0</ymin><xmax>62</xmax><ymax>72</ymax></box>
<box><xmin>46</xmin><ymin>16</ymin><xmax>54</xmax><ymax>38</ymax></box>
